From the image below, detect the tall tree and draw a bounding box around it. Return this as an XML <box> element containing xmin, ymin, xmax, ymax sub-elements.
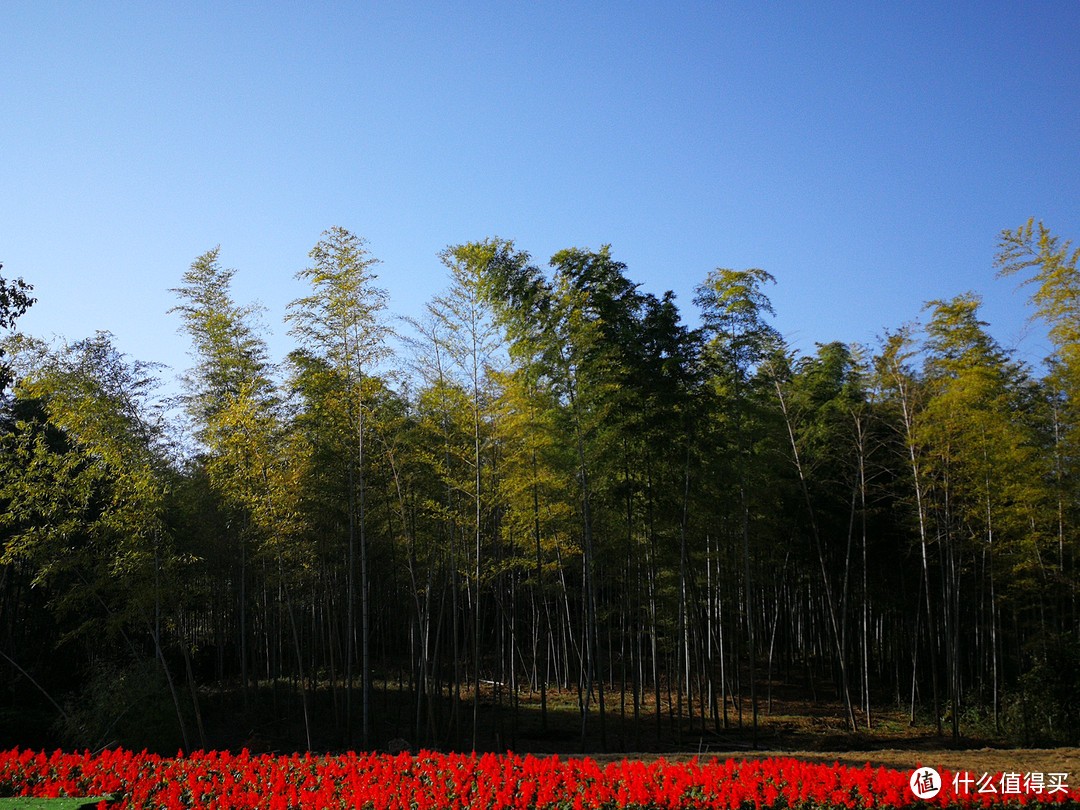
<box><xmin>694</xmin><ymin>267</ymin><xmax>780</xmax><ymax>745</ymax></box>
<box><xmin>401</xmin><ymin>311</ymin><xmax>473</xmax><ymax>747</ymax></box>
<box><xmin>455</xmin><ymin>240</ymin><xmax>573</xmax><ymax>742</ymax></box>
<box><xmin>286</xmin><ymin>226</ymin><xmax>391</xmax><ymax>748</ymax></box>
<box><xmin>770</xmin><ymin>341</ymin><xmax>862</xmax><ymax>731</ymax></box>
<box><xmin>996</xmin><ymin>221</ymin><xmax>1080</xmax><ymax>627</ymax></box>
<box><xmin>170</xmin><ymin>248</ymin><xmax>315</xmax><ymax>747</ymax></box>
<box><xmin>427</xmin><ymin>241</ymin><xmax>506</xmax><ymax>750</ymax></box>
<box><xmin>479</xmin><ymin>242</ymin><xmax>648</xmax><ymax>750</ymax></box>
<box><xmin>546</xmin><ymin>246</ymin><xmax>650</xmax><ymax>751</ymax></box>
<box><xmin>1</xmin><ymin>332</ymin><xmax>199</xmax><ymax>748</ymax></box>
<box><xmin>920</xmin><ymin>293</ymin><xmax>1040</xmax><ymax>738</ymax></box>
<box><xmin>875</xmin><ymin>326</ymin><xmax>941</xmax><ymax>731</ymax></box>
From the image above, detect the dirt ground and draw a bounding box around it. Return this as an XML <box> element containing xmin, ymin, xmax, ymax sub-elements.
<box><xmin>588</xmin><ymin>748</ymin><xmax>1080</xmax><ymax>776</ymax></box>
<box><xmin>770</xmin><ymin>747</ymin><xmax>1080</xmax><ymax>776</ymax></box>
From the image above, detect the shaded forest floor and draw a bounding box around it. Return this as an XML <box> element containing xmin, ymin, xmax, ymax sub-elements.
<box><xmin>185</xmin><ymin>675</ymin><xmax>1079</xmax><ymax>775</ymax></box>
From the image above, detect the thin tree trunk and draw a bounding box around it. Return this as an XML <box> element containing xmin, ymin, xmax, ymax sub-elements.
<box><xmin>774</xmin><ymin>378</ymin><xmax>858</xmax><ymax>732</ymax></box>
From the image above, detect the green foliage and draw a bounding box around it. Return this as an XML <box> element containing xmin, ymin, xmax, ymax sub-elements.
<box><xmin>1002</xmin><ymin>634</ymin><xmax>1080</xmax><ymax>746</ymax></box>
<box><xmin>1</xmin><ymin>333</ymin><xmax>175</xmax><ymax>637</ymax></box>
<box><xmin>695</xmin><ymin>267</ymin><xmax>779</xmax><ymax>382</ymax></box>
<box><xmin>920</xmin><ymin>295</ymin><xmax>1046</xmax><ymax>588</ymax></box>
<box><xmin>170</xmin><ymin>248</ymin><xmax>277</xmax><ymax>448</ymax></box>
<box><xmin>996</xmin><ymin>220</ymin><xmax>1080</xmax><ymax>371</ymax></box>
<box><xmin>287</xmin><ymin>226</ymin><xmax>391</xmax><ymax>379</ymax></box>
<box><xmin>0</xmin><ymin>265</ymin><xmax>36</xmax><ymax>393</ymax></box>
<box><xmin>9</xmin><ymin>222</ymin><xmax>1080</xmax><ymax>754</ymax></box>
<box><xmin>55</xmin><ymin>659</ymin><xmax>186</xmax><ymax>753</ymax></box>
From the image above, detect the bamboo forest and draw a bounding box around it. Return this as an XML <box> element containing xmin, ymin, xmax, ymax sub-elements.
<box><xmin>2</xmin><ymin>220</ymin><xmax>1079</xmax><ymax>755</ymax></box>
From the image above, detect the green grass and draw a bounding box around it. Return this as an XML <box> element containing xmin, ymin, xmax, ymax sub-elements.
<box><xmin>0</xmin><ymin>799</ymin><xmax>115</xmax><ymax>810</ymax></box>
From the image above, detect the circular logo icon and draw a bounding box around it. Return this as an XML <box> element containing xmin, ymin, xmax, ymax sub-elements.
<box><xmin>910</xmin><ymin>767</ymin><xmax>942</xmax><ymax>799</ymax></box>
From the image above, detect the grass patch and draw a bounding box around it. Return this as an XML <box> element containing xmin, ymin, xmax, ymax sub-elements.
<box><xmin>0</xmin><ymin>799</ymin><xmax>114</xmax><ymax>810</ymax></box>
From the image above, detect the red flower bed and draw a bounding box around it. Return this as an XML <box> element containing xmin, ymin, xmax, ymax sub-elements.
<box><xmin>0</xmin><ymin>747</ymin><xmax>1075</xmax><ymax>809</ymax></box>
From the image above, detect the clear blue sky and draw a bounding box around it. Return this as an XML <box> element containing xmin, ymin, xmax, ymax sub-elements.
<box><xmin>4</xmin><ymin>1</ymin><xmax>1079</xmax><ymax>385</ymax></box>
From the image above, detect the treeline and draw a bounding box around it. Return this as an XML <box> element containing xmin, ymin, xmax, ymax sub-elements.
<box><xmin>1</xmin><ymin>222</ymin><xmax>1079</xmax><ymax>753</ymax></box>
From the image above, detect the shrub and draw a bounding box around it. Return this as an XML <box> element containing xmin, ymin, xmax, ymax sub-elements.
<box><xmin>54</xmin><ymin>659</ymin><xmax>186</xmax><ymax>753</ymax></box>
<box><xmin>1002</xmin><ymin>632</ymin><xmax>1080</xmax><ymax>746</ymax></box>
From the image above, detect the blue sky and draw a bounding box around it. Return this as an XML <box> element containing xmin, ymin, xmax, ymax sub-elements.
<box><xmin>4</xmin><ymin>2</ymin><xmax>1079</xmax><ymax>386</ymax></box>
